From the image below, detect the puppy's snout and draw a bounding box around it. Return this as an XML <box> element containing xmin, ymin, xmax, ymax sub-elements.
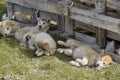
<box><xmin>4</xmin><ymin>33</ymin><xmax>7</xmax><ymax>36</ymax></box>
<box><xmin>34</xmin><ymin>53</ymin><xmax>38</xmax><ymax>57</ymax></box>
<box><xmin>96</xmin><ymin>64</ymin><xmax>99</xmax><ymax>67</ymax></box>
<box><xmin>39</xmin><ymin>25</ymin><xmax>41</xmax><ymax>28</ymax></box>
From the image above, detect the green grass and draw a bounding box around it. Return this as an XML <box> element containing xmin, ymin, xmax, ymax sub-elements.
<box><xmin>0</xmin><ymin>0</ymin><xmax>120</xmax><ymax>80</ymax></box>
<box><xmin>0</xmin><ymin>0</ymin><xmax>7</xmax><ymax>21</ymax></box>
<box><xmin>0</xmin><ymin>36</ymin><xmax>120</xmax><ymax>80</ymax></box>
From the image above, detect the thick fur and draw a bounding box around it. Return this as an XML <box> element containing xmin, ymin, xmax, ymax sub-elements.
<box><xmin>0</xmin><ymin>19</ymin><xmax>20</xmax><ymax>36</ymax></box>
<box><xmin>27</xmin><ymin>32</ymin><xmax>56</xmax><ymax>56</ymax></box>
<box><xmin>116</xmin><ymin>48</ymin><xmax>120</xmax><ymax>55</ymax></box>
<box><xmin>105</xmin><ymin>41</ymin><xmax>115</xmax><ymax>53</ymax></box>
<box><xmin>57</xmin><ymin>39</ymin><xmax>114</xmax><ymax>69</ymax></box>
<box><xmin>14</xmin><ymin>18</ymin><xmax>50</xmax><ymax>46</ymax></box>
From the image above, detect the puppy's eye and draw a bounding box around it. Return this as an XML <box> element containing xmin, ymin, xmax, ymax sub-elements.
<box><xmin>109</xmin><ymin>63</ymin><xmax>112</xmax><ymax>65</ymax></box>
<box><xmin>43</xmin><ymin>22</ymin><xmax>45</xmax><ymax>24</ymax></box>
<box><xmin>100</xmin><ymin>59</ymin><xmax>102</xmax><ymax>61</ymax></box>
<box><xmin>103</xmin><ymin>62</ymin><xmax>106</xmax><ymax>64</ymax></box>
<box><xmin>7</xmin><ymin>27</ymin><xmax>9</xmax><ymax>30</ymax></box>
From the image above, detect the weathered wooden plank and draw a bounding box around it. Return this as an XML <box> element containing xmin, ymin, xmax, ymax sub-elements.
<box><xmin>107</xmin><ymin>0</ymin><xmax>120</xmax><ymax>10</ymax></box>
<box><xmin>58</xmin><ymin>15</ymin><xmax>65</xmax><ymax>31</ymax></box>
<box><xmin>76</xmin><ymin>21</ymin><xmax>120</xmax><ymax>41</ymax></box>
<box><xmin>79</xmin><ymin>0</ymin><xmax>120</xmax><ymax>10</ymax></box>
<box><xmin>14</xmin><ymin>4</ymin><xmax>34</xmax><ymax>15</ymax></box>
<box><xmin>75</xmin><ymin>21</ymin><xmax>97</xmax><ymax>33</ymax></box>
<box><xmin>107</xmin><ymin>31</ymin><xmax>120</xmax><ymax>41</ymax></box>
<box><xmin>75</xmin><ymin>21</ymin><xmax>120</xmax><ymax>41</ymax></box>
<box><xmin>70</xmin><ymin>7</ymin><xmax>120</xmax><ymax>34</ymax></box>
<box><xmin>75</xmin><ymin>31</ymin><xmax>96</xmax><ymax>44</ymax></box>
<box><xmin>6</xmin><ymin>0</ymin><xmax>68</xmax><ymax>16</ymax></box>
<box><xmin>14</xmin><ymin>4</ymin><xmax>38</xmax><ymax>24</ymax></box>
<box><xmin>65</xmin><ymin>17</ymin><xmax>74</xmax><ymax>35</ymax></box>
<box><xmin>96</xmin><ymin>28</ymin><xmax>106</xmax><ymax>48</ymax></box>
<box><xmin>6</xmin><ymin>2</ymin><xmax>14</xmax><ymax>18</ymax></box>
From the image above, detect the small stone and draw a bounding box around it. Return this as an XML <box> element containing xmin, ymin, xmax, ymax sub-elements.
<box><xmin>1</xmin><ymin>74</ymin><xmax>11</xmax><ymax>80</ymax></box>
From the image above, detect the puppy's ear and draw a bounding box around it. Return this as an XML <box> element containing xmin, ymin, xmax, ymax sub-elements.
<box><xmin>38</xmin><ymin>42</ymin><xmax>49</xmax><ymax>51</ymax></box>
<box><xmin>0</xmin><ymin>22</ymin><xmax>3</xmax><ymax>27</ymax></box>
<box><xmin>42</xmin><ymin>43</ymin><xmax>49</xmax><ymax>50</ymax></box>
<box><xmin>46</xmin><ymin>18</ymin><xmax>51</xmax><ymax>23</ymax></box>
<box><xmin>37</xmin><ymin>17</ymin><xmax>41</xmax><ymax>21</ymax></box>
<box><xmin>116</xmin><ymin>49</ymin><xmax>120</xmax><ymax>55</ymax></box>
<box><xmin>36</xmin><ymin>10</ymin><xmax>40</xmax><ymax>17</ymax></box>
<box><xmin>101</xmin><ymin>50</ymin><xmax>108</xmax><ymax>56</ymax></box>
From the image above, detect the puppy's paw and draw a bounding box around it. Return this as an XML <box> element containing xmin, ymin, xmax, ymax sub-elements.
<box><xmin>76</xmin><ymin>58</ymin><xmax>88</xmax><ymax>66</ymax></box>
<box><xmin>57</xmin><ymin>41</ymin><xmax>64</xmax><ymax>45</ymax></box>
<box><xmin>19</xmin><ymin>43</ymin><xmax>27</xmax><ymax>47</ymax></box>
<box><xmin>45</xmin><ymin>53</ymin><xmax>50</xmax><ymax>56</ymax></box>
<box><xmin>95</xmin><ymin>66</ymin><xmax>103</xmax><ymax>70</ymax></box>
<box><xmin>57</xmin><ymin>48</ymin><xmax>63</xmax><ymax>53</ymax></box>
<box><xmin>35</xmin><ymin>51</ymin><xmax>44</xmax><ymax>57</ymax></box>
<box><xmin>69</xmin><ymin>61</ymin><xmax>81</xmax><ymax>67</ymax></box>
<box><xmin>29</xmin><ymin>46</ymin><xmax>36</xmax><ymax>50</ymax></box>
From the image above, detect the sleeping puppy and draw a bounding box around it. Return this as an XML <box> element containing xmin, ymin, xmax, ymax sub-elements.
<box><xmin>57</xmin><ymin>39</ymin><xmax>114</xmax><ymax>69</ymax></box>
<box><xmin>15</xmin><ymin>18</ymin><xmax>50</xmax><ymax>46</ymax></box>
<box><xmin>26</xmin><ymin>32</ymin><xmax>56</xmax><ymax>56</ymax></box>
<box><xmin>0</xmin><ymin>19</ymin><xmax>20</xmax><ymax>37</ymax></box>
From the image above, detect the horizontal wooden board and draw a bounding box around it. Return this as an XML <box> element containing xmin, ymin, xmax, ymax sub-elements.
<box><xmin>70</xmin><ymin>7</ymin><xmax>120</xmax><ymax>34</ymax></box>
<box><xmin>6</xmin><ymin>0</ymin><xmax>68</xmax><ymax>15</ymax></box>
<box><xmin>79</xmin><ymin>0</ymin><xmax>120</xmax><ymax>10</ymax></box>
<box><xmin>75</xmin><ymin>22</ymin><xmax>120</xmax><ymax>41</ymax></box>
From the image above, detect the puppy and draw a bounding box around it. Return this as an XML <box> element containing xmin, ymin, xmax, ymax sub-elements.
<box><xmin>57</xmin><ymin>39</ymin><xmax>114</xmax><ymax>69</ymax></box>
<box><xmin>26</xmin><ymin>32</ymin><xmax>56</xmax><ymax>56</ymax></box>
<box><xmin>15</xmin><ymin>18</ymin><xmax>50</xmax><ymax>46</ymax></box>
<box><xmin>0</xmin><ymin>19</ymin><xmax>20</xmax><ymax>36</ymax></box>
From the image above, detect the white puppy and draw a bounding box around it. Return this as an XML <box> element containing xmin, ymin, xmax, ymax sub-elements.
<box><xmin>26</xmin><ymin>32</ymin><xmax>56</xmax><ymax>56</ymax></box>
<box><xmin>15</xmin><ymin>18</ymin><xmax>50</xmax><ymax>46</ymax></box>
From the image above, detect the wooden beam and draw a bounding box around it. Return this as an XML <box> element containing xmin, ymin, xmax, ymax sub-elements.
<box><xmin>14</xmin><ymin>4</ymin><xmax>34</xmax><ymax>15</ymax></box>
<box><xmin>75</xmin><ymin>22</ymin><xmax>120</xmax><ymax>41</ymax></box>
<box><xmin>79</xmin><ymin>0</ymin><xmax>120</xmax><ymax>10</ymax></box>
<box><xmin>58</xmin><ymin>15</ymin><xmax>65</xmax><ymax>32</ymax></box>
<box><xmin>107</xmin><ymin>31</ymin><xmax>120</xmax><ymax>41</ymax></box>
<box><xmin>6</xmin><ymin>0</ymin><xmax>68</xmax><ymax>16</ymax></box>
<box><xmin>70</xmin><ymin>7</ymin><xmax>120</xmax><ymax>34</ymax></box>
<box><xmin>65</xmin><ymin>17</ymin><xmax>74</xmax><ymax>35</ymax></box>
<box><xmin>6</xmin><ymin>2</ymin><xmax>14</xmax><ymax>18</ymax></box>
<box><xmin>75</xmin><ymin>31</ymin><xmax>96</xmax><ymax>44</ymax></box>
<box><xmin>96</xmin><ymin>28</ymin><xmax>106</xmax><ymax>48</ymax></box>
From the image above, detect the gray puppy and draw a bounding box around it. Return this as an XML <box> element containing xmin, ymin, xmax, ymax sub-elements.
<box><xmin>15</xmin><ymin>18</ymin><xmax>50</xmax><ymax>46</ymax></box>
<box><xmin>57</xmin><ymin>39</ymin><xmax>114</xmax><ymax>69</ymax></box>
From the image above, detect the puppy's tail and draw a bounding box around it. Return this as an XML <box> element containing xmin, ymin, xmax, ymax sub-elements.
<box><xmin>57</xmin><ymin>40</ymin><xmax>68</xmax><ymax>47</ymax></box>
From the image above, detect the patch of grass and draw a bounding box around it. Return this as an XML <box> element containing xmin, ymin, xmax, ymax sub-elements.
<box><xmin>0</xmin><ymin>0</ymin><xmax>7</xmax><ymax>21</ymax></box>
<box><xmin>0</xmin><ymin>36</ymin><xmax>120</xmax><ymax>80</ymax></box>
